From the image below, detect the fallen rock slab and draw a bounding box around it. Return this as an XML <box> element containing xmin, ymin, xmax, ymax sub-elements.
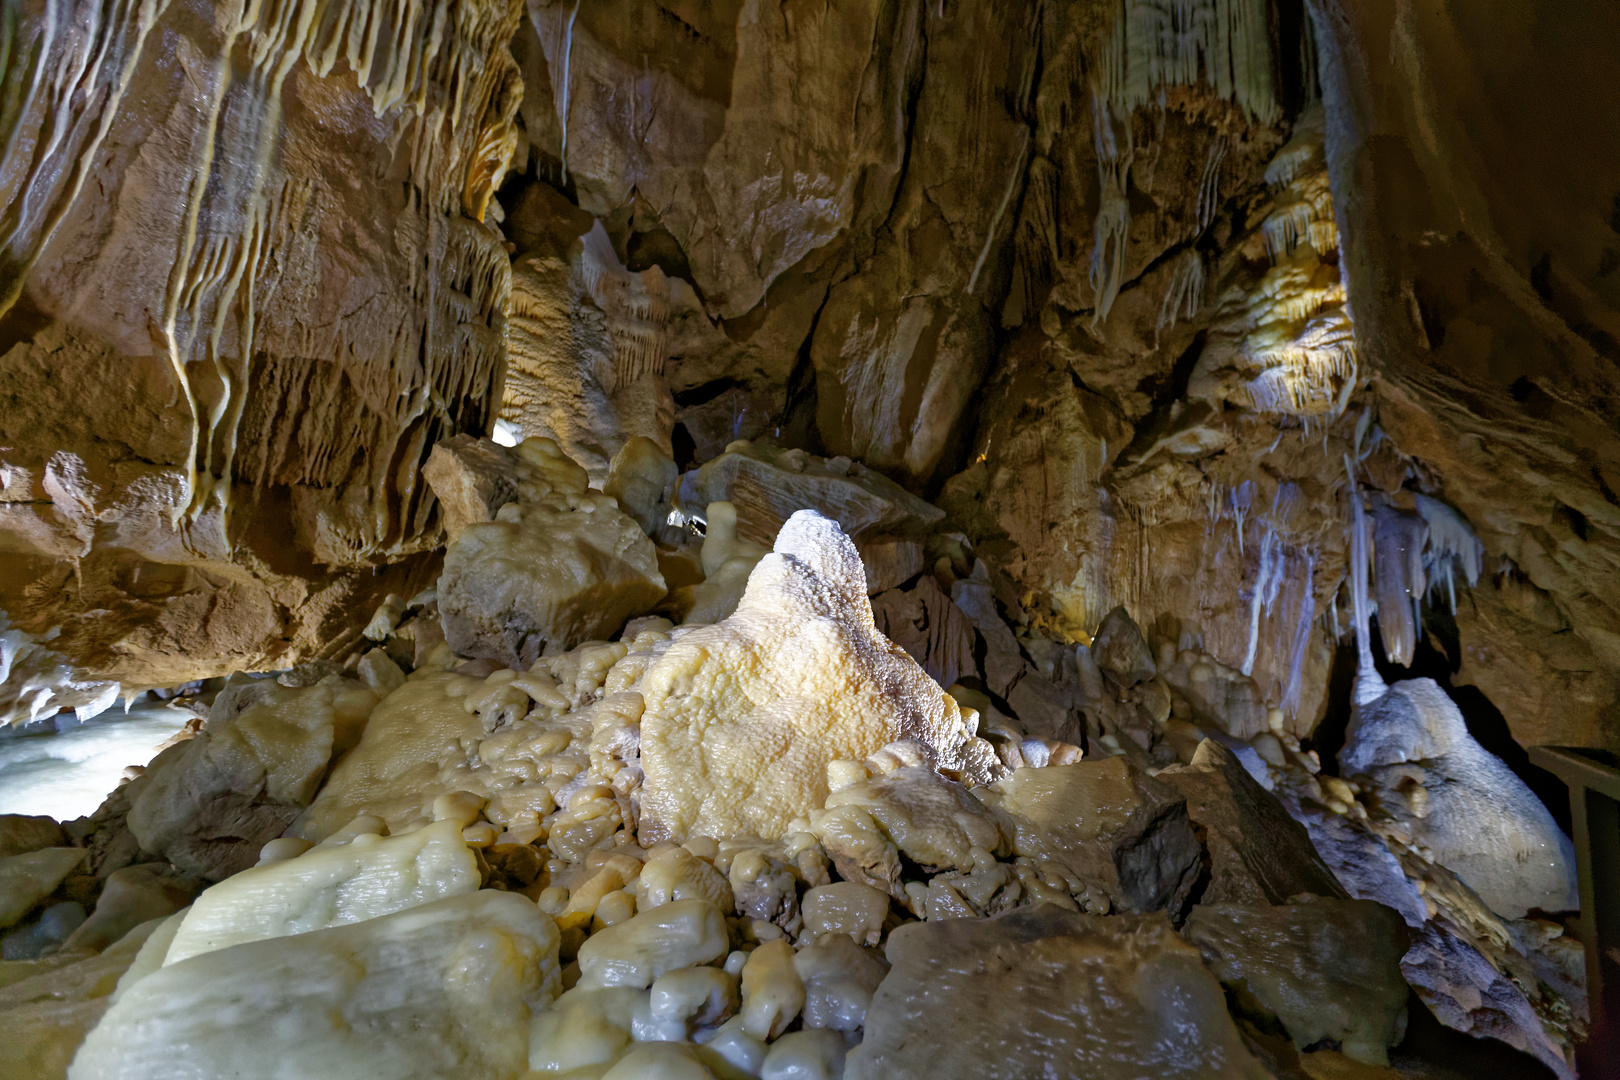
<box><xmin>847</xmin><ymin>905</ymin><xmax>1271</xmax><ymax>1080</ymax></box>
<box><xmin>1183</xmin><ymin>898</ymin><xmax>1410</xmax><ymax>1065</ymax></box>
<box><xmin>1158</xmin><ymin>739</ymin><xmax>1346</xmax><ymax>904</ymax></box>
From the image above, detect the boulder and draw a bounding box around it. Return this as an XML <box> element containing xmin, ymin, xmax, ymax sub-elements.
<box><xmin>675</xmin><ymin>441</ymin><xmax>945</xmax><ymax>549</ymax></box>
<box><xmin>126</xmin><ymin>681</ymin><xmax>366</xmax><ymax>881</ymax></box>
<box><xmin>0</xmin><ymin>848</ymin><xmax>86</xmax><ymax>929</ymax></box>
<box><xmin>984</xmin><ymin>757</ymin><xmax>1200</xmax><ymax>914</ymax></box>
<box><xmin>847</xmin><ymin>906</ymin><xmax>1270</xmax><ymax>1080</ymax></box>
<box><xmin>1183</xmin><ymin>899</ymin><xmax>1410</xmax><ymax>1065</ymax></box>
<box><xmin>437</xmin><ymin>478</ymin><xmax>666</xmax><ymax>666</ymax></box>
<box><xmin>61</xmin><ymin>865</ymin><xmax>200</xmax><ymax>955</ymax></box>
<box><xmin>1158</xmin><ymin>739</ymin><xmax>1347</xmax><ymax>905</ymax></box>
<box><xmin>0</xmin><ymin>816</ymin><xmax>67</xmax><ymax>859</ymax></box>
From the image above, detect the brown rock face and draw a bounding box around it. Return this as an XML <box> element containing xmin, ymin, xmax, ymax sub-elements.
<box><xmin>849</xmin><ymin>907</ymin><xmax>1271</xmax><ymax>1080</ymax></box>
<box><xmin>0</xmin><ymin>0</ymin><xmax>523</xmax><ymax>688</ymax></box>
<box><xmin>1311</xmin><ymin>0</ymin><xmax>1620</xmax><ymax>748</ymax></box>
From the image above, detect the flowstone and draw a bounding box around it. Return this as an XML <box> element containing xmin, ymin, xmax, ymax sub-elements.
<box><xmin>637</xmin><ymin>511</ymin><xmax>1002</xmax><ymax>844</ymax></box>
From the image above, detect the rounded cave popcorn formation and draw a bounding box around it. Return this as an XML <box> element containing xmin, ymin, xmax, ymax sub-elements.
<box><xmin>0</xmin><ymin>0</ymin><xmax>1610</xmax><ymax>1076</ymax></box>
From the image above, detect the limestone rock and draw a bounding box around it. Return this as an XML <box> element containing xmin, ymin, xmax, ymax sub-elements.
<box><xmin>126</xmin><ymin>680</ymin><xmax>357</xmax><ymax>881</ymax></box>
<box><xmin>870</xmin><ymin>576</ymin><xmax>977</xmax><ymax>690</ymax></box>
<box><xmin>1091</xmin><ymin>607</ymin><xmax>1157</xmax><ymax>687</ymax></box>
<box><xmin>437</xmin><ymin>482</ymin><xmax>666</xmax><ymax>666</ymax></box>
<box><xmin>499</xmin><ymin>216</ymin><xmax>675</xmax><ymax>484</ymax></box>
<box><xmin>1183</xmin><ymin>899</ymin><xmax>1410</xmax><ymax>1065</ymax></box>
<box><xmin>0</xmin><ymin>849</ymin><xmax>87</xmax><ymax>929</ymax></box>
<box><xmin>421</xmin><ymin>436</ymin><xmax>528</xmax><ymax>544</ymax></box>
<box><xmin>576</xmin><ymin>899</ymin><xmax>729</xmax><ymax>991</ymax></box>
<box><xmin>985</xmin><ymin>758</ymin><xmax>1201</xmax><ymax>914</ymax></box>
<box><xmin>847</xmin><ymin>906</ymin><xmax>1271</xmax><ymax>1080</ymax></box>
<box><xmin>0</xmin><ymin>0</ymin><xmax>522</xmax><ymax>688</ymax></box>
<box><xmin>0</xmin><ymin>816</ymin><xmax>67</xmax><ymax>859</ymax></box>
<box><xmin>0</xmin><ymin>916</ymin><xmax>167</xmax><ymax>1080</ymax></box>
<box><xmin>638</xmin><ymin>510</ymin><xmax>1001</xmax><ymax>844</ymax></box>
<box><xmin>69</xmin><ymin>891</ymin><xmax>559</xmax><ymax>1080</ymax></box>
<box><xmin>1401</xmin><ymin>921</ymin><xmax>1576</xmax><ymax>1080</ymax></box>
<box><xmin>1158</xmin><ymin>740</ymin><xmax>1346</xmax><ymax>905</ymax></box>
<box><xmin>793</xmin><ymin>933</ymin><xmax>889</xmax><ymax>1032</ymax></box>
<box><xmin>675</xmin><ymin>441</ymin><xmax>945</xmax><ymax>550</ymax></box>
<box><xmin>60</xmin><ymin>865</ymin><xmax>200</xmax><ymax>956</ymax></box>
<box><xmin>1342</xmin><ymin>679</ymin><xmax>1577</xmax><ymax>917</ymax></box>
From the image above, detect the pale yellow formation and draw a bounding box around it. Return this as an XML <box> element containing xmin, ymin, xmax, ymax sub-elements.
<box><xmin>163</xmin><ymin>819</ymin><xmax>479</xmax><ymax>965</ymax></box>
<box><xmin>300</xmin><ymin>671</ymin><xmax>492</xmax><ymax>839</ymax></box>
<box><xmin>0</xmin><ymin>917</ymin><xmax>167</xmax><ymax>1080</ymax></box>
<box><xmin>638</xmin><ymin>510</ymin><xmax>1003</xmax><ymax>844</ymax></box>
<box><xmin>576</xmin><ymin>899</ymin><xmax>729</xmax><ymax>990</ymax></box>
<box><xmin>69</xmin><ymin>892</ymin><xmax>559</xmax><ymax>1080</ymax></box>
<box><xmin>822</xmin><ymin>765</ymin><xmax>1009</xmax><ymax>873</ymax></box>
<box><xmin>739</xmin><ymin>938</ymin><xmax>805</xmax><ymax>1040</ymax></box>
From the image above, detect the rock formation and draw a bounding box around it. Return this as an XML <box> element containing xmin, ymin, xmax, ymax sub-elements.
<box><xmin>0</xmin><ymin>0</ymin><xmax>1612</xmax><ymax>1076</ymax></box>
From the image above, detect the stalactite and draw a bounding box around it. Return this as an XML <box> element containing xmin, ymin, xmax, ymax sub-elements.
<box><xmin>1344</xmin><ymin>461</ymin><xmax>1388</xmax><ymax>707</ymax></box>
<box><xmin>1095</xmin><ymin>0</ymin><xmax>1277</xmax><ymax>122</ymax></box>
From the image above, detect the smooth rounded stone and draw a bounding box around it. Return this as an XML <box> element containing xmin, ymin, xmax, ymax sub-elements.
<box><xmin>637</xmin><ymin>511</ymin><xmax>1001</xmax><ymax>845</ymax></box>
<box><xmin>0</xmin><ymin>848</ymin><xmax>87</xmax><ymax>928</ymax></box>
<box><xmin>761</xmin><ymin>1029</ymin><xmax>847</xmax><ymax>1080</ymax></box>
<box><xmin>163</xmin><ymin>817</ymin><xmax>479</xmax><ymax>965</ymax></box>
<box><xmin>1182</xmin><ymin>899</ymin><xmax>1410</xmax><ymax>1066</ymax></box>
<box><xmin>793</xmin><ymin>934</ymin><xmax>889</xmax><ymax>1031</ymax></box>
<box><xmin>0</xmin><ymin>815</ymin><xmax>66</xmax><ymax>858</ymax></box>
<box><xmin>982</xmin><ymin>757</ymin><xmax>1201</xmax><ymax>914</ymax></box>
<box><xmin>70</xmin><ymin>891</ymin><xmax>560</xmax><ymax>1080</ymax></box>
<box><xmin>1341</xmin><ymin>678</ymin><xmax>1577</xmax><ymax>918</ymax></box>
<box><xmin>577</xmin><ymin>899</ymin><xmax>730</xmax><ymax>990</ymax></box>
<box><xmin>848</xmin><ymin>906</ymin><xmax>1271</xmax><ymax>1080</ymax></box>
<box><xmin>62</xmin><ymin>864</ymin><xmax>200</xmax><ymax>955</ymax></box>
<box><xmin>0</xmin><ymin>915</ymin><xmax>168</xmax><ymax>1080</ymax></box>
<box><xmin>807</xmin><ymin>806</ymin><xmax>903</xmax><ymax>899</ymax></box>
<box><xmin>636</xmin><ymin>846</ymin><xmax>735</xmax><ymax>913</ymax></box>
<box><xmin>437</xmin><ymin>491</ymin><xmax>667</xmax><ymax>668</ymax></box>
<box><xmin>822</xmin><ymin>766</ymin><xmax>1007</xmax><ymax>873</ymax></box>
<box><xmin>529</xmin><ymin>986</ymin><xmax>644</xmax><ymax>1072</ymax></box>
<box><xmin>740</xmin><ymin>938</ymin><xmax>805</xmax><ymax>1040</ymax></box>
<box><xmin>127</xmin><ymin>681</ymin><xmax>348</xmax><ymax>881</ymax></box>
<box><xmin>602</xmin><ymin>1041</ymin><xmax>719</xmax><ymax>1080</ymax></box>
<box><xmin>799</xmin><ymin>883</ymin><xmax>889</xmax><ymax>947</ymax></box>
<box><xmin>696</xmin><ymin>1015</ymin><xmax>768</xmax><ymax>1079</ymax></box>
<box><xmin>1157</xmin><ymin>740</ymin><xmax>1346</xmax><ymax>905</ymax></box>
<box><xmin>650</xmin><ymin>965</ymin><xmax>739</xmax><ymax>1029</ymax></box>
<box><xmin>2</xmin><ymin>901</ymin><xmax>86</xmax><ymax>960</ymax></box>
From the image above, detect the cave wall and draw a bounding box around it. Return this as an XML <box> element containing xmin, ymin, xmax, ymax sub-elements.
<box><xmin>0</xmin><ymin>0</ymin><xmax>523</xmax><ymax>700</ymax></box>
<box><xmin>1310</xmin><ymin>0</ymin><xmax>1620</xmax><ymax>748</ymax></box>
<box><xmin>1</xmin><ymin>0</ymin><xmax>1615</xmax><ymax>754</ymax></box>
